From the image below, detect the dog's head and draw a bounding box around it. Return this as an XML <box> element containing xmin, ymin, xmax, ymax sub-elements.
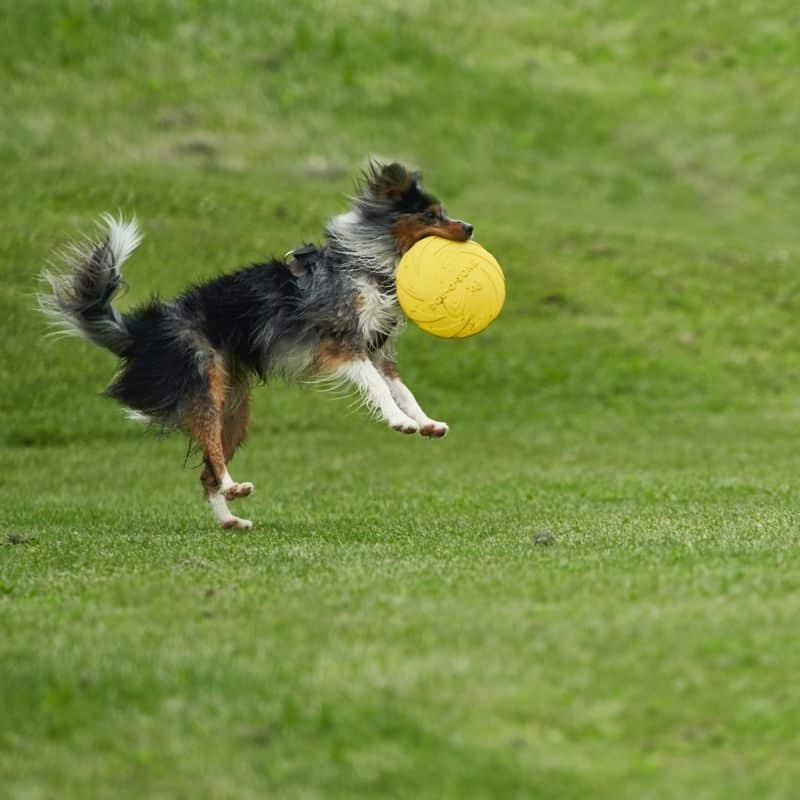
<box><xmin>355</xmin><ymin>161</ymin><xmax>473</xmax><ymax>253</ymax></box>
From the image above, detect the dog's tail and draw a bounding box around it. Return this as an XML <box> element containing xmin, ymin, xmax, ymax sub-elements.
<box><xmin>38</xmin><ymin>213</ymin><xmax>142</xmax><ymax>358</ymax></box>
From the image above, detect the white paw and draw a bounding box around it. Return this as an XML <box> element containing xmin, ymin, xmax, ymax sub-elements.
<box><xmin>419</xmin><ymin>419</ymin><xmax>449</xmax><ymax>438</ymax></box>
<box><xmin>221</xmin><ymin>516</ymin><xmax>252</xmax><ymax>530</ymax></box>
<box><xmin>389</xmin><ymin>415</ymin><xmax>420</xmax><ymax>434</ymax></box>
<box><xmin>224</xmin><ymin>481</ymin><xmax>254</xmax><ymax>500</ymax></box>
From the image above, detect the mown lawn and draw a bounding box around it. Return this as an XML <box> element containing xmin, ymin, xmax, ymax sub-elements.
<box><xmin>3</xmin><ymin>2</ymin><xmax>800</xmax><ymax>797</ymax></box>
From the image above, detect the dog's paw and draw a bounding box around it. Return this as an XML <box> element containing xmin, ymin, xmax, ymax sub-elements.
<box><xmin>419</xmin><ymin>419</ymin><xmax>449</xmax><ymax>438</ymax></box>
<box><xmin>221</xmin><ymin>516</ymin><xmax>252</xmax><ymax>531</ymax></box>
<box><xmin>224</xmin><ymin>481</ymin><xmax>254</xmax><ymax>501</ymax></box>
<box><xmin>390</xmin><ymin>415</ymin><xmax>420</xmax><ymax>435</ymax></box>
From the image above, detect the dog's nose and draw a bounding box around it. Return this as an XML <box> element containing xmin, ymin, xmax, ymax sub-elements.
<box><xmin>463</xmin><ymin>222</ymin><xmax>474</xmax><ymax>238</ymax></box>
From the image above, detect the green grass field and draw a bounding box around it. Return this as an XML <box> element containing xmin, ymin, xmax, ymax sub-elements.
<box><xmin>3</xmin><ymin>1</ymin><xmax>800</xmax><ymax>796</ymax></box>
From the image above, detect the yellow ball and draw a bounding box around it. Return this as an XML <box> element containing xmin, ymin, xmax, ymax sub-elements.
<box><xmin>396</xmin><ymin>237</ymin><xmax>506</xmax><ymax>339</ymax></box>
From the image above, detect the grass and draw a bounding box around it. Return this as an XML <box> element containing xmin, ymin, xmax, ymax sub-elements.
<box><xmin>3</xmin><ymin>1</ymin><xmax>800</xmax><ymax>796</ymax></box>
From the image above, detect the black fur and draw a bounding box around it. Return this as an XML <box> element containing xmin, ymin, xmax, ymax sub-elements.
<box><xmin>41</xmin><ymin>228</ymin><xmax>133</xmax><ymax>357</ymax></box>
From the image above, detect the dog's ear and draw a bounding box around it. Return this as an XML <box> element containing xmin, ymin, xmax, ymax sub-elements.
<box><xmin>365</xmin><ymin>161</ymin><xmax>413</xmax><ymax>197</ymax></box>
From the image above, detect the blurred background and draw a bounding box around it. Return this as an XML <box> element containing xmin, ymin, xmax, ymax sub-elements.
<box><xmin>4</xmin><ymin>0</ymin><xmax>800</xmax><ymax>442</ymax></box>
<box><xmin>3</xmin><ymin>2</ymin><xmax>800</xmax><ymax>797</ymax></box>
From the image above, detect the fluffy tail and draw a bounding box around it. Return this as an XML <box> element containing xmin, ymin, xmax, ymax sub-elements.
<box><xmin>38</xmin><ymin>213</ymin><xmax>142</xmax><ymax>357</ymax></box>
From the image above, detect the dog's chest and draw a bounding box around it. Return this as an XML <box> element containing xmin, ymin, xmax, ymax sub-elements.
<box><xmin>354</xmin><ymin>278</ymin><xmax>400</xmax><ymax>344</ymax></box>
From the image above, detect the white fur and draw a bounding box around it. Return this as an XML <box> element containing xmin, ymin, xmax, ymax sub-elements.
<box><xmin>208</xmin><ymin>492</ymin><xmax>252</xmax><ymax>529</ymax></box>
<box><xmin>220</xmin><ymin>469</ymin><xmax>235</xmax><ymax>492</ymax></box>
<box><xmin>124</xmin><ymin>408</ymin><xmax>151</xmax><ymax>424</ymax></box>
<box><xmin>37</xmin><ymin>266</ymin><xmax>87</xmax><ymax>340</ymax></box>
<box><xmin>37</xmin><ymin>289</ymin><xmax>79</xmax><ymax>339</ymax></box>
<box><xmin>337</xmin><ymin>359</ymin><xmax>418</xmax><ymax>431</ymax></box>
<box><xmin>328</xmin><ymin>209</ymin><xmax>360</xmax><ymax>231</ymax></box>
<box><xmin>386</xmin><ymin>376</ymin><xmax>448</xmax><ymax>436</ymax></box>
<box><xmin>209</xmin><ymin>492</ymin><xmax>232</xmax><ymax>522</ymax></box>
<box><xmin>327</xmin><ymin>211</ymin><xmax>400</xmax><ymax>276</ymax></box>
<box><xmin>101</xmin><ymin>212</ymin><xmax>142</xmax><ymax>268</ymax></box>
<box><xmin>353</xmin><ymin>276</ymin><xmax>402</xmax><ymax>341</ymax></box>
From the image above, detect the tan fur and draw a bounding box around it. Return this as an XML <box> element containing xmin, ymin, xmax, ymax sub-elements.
<box><xmin>314</xmin><ymin>339</ymin><xmax>364</xmax><ymax>373</ymax></box>
<box><xmin>222</xmin><ymin>392</ymin><xmax>250</xmax><ymax>462</ymax></box>
<box><xmin>378</xmin><ymin>359</ymin><xmax>400</xmax><ymax>380</ymax></box>
<box><xmin>185</xmin><ymin>355</ymin><xmax>236</xmax><ymax>496</ymax></box>
<box><xmin>391</xmin><ymin>217</ymin><xmax>469</xmax><ymax>253</ymax></box>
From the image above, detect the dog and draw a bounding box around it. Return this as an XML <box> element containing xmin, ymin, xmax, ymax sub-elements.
<box><xmin>39</xmin><ymin>161</ymin><xmax>473</xmax><ymax>529</ymax></box>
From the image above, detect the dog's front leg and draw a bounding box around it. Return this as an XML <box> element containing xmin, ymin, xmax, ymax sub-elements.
<box><xmin>376</xmin><ymin>359</ymin><xmax>449</xmax><ymax>438</ymax></box>
<box><xmin>325</xmin><ymin>352</ymin><xmax>419</xmax><ymax>433</ymax></box>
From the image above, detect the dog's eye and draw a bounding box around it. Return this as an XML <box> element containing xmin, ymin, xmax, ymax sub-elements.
<box><xmin>423</xmin><ymin>210</ymin><xmax>438</xmax><ymax>223</ymax></box>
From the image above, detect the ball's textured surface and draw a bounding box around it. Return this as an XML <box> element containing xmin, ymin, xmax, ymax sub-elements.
<box><xmin>396</xmin><ymin>237</ymin><xmax>505</xmax><ymax>338</ymax></box>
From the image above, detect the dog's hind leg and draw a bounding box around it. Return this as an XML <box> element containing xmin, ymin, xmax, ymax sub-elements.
<box><xmin>188</xmin><ymin>357</ymin><xmax>252</xmax><ymax>530</ymax></box>
<box><xmin>221</xmin><ymin>388</ymin><xmax>253</xmax><ymax>500</ymax></box>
